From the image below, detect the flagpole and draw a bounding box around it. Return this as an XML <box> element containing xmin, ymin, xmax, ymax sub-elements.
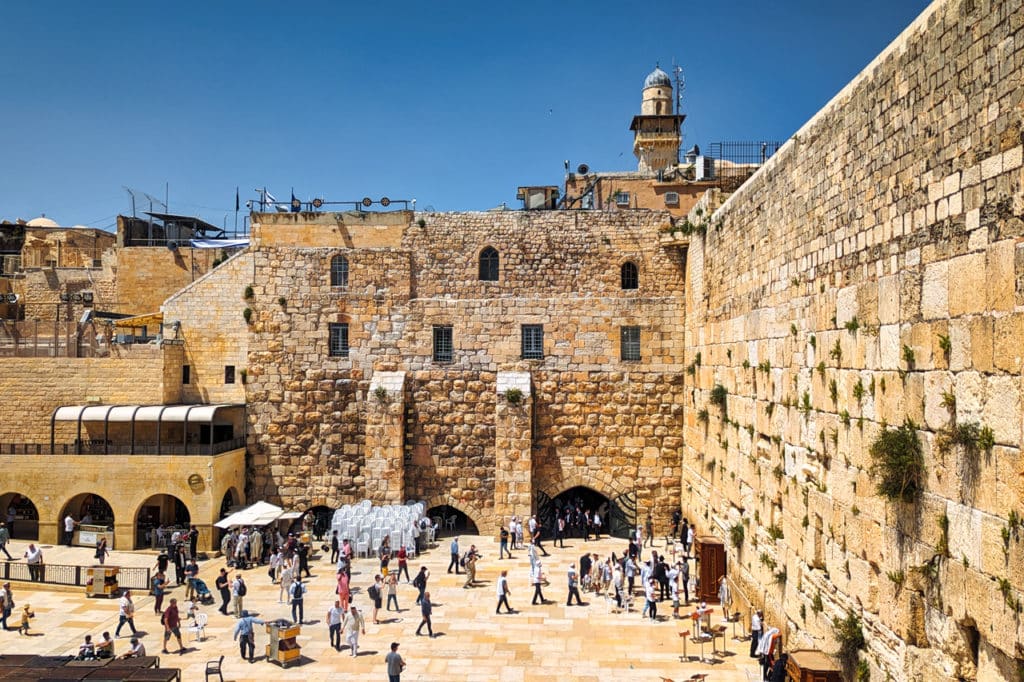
<box><xmin>234</xmin><ymin>186</ymin><xmax>239</xmax><ymax>235</ymax></box>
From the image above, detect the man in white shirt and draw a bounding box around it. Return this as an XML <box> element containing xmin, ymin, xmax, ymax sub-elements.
<box><xmin>749</xmin><ymin>609</ymin><xmax>763</xmax><ymax>657</ymax></box>
<box><xmin>326</xmin><ymin>599</ymin><xmax>344</xmax><ymax>651</ymax></box>
<box><xmin>495</xmin><ymin>570</ymin><xmax>513</xmax><ymax>614</ymax></box>
<box><xmin>119</xmin><ymin>637</ymin><xmax>145</xmax><ymax>659</ymax></box>
<box><xmin>340</xmin><ymin>604</ymin><xmax>365</xmax><ymax>657</ymax></box>
<box><xmin>64</xmin><ymin>514</ymin><xmax>76</xmax><ymax>546</ymax></box>
<box><xmin>24</xmin><ymin>544</ymin><xmax>43</xmax><ymax>581</ymax></box>
<box><xmin>115</xmin><ymin>590</ymin><xmax>137</xmax><ymax>637</ymax></box>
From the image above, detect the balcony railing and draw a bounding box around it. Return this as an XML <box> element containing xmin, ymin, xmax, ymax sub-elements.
<box><xmin>0</xmin><ymin>437</ymin><xmax>246</xmax><ymax>456</ymax></box>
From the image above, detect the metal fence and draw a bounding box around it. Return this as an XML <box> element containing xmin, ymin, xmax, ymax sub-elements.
<box><xmin>705</xmin><ymin>141</ymin><xmax>784</xmax><ymax>191</ymax></box>
<box><xmin>0</xmin><ymin>320</ymin><xmax>109</xmax><ymax>358</ymax></box>
<box><xmin>0</xmin><ymin>561</ymin><xmax>151</xmax><ymax>590</ymax></box>
<box><xmin>0</xmin><ymin>437</ymin><xmax>246</xmax><ymax>456</ymax></box>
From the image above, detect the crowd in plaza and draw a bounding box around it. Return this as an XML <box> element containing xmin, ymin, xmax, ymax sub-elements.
<box><xmin>0</xmin><ymin>503</ymin><xmax>781</xmax><ymax>680</ymax></box>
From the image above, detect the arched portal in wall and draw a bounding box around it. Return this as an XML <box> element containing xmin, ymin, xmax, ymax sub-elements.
<box><xmin>539</xmin><ymin>485</ymin><xmax>636</xmax><ymax>540</ymax></box>
<box><xmin>135</xmin><ymin>494</ymin><xmax>191</xmax><ymax>550</ymax></box>
<box><xmin>0</xmin><ymin>493</ymin><xmax>39</xmax><ymax>541</ymax></box>
<box><xmin>306</xmin><ymin>505</ymin><xmax>334</xmax><ymax>542</ymax></box>
<box><xmin>60</xmin><ymin>493</ymin><xmax>114</xmax><ymax>545</ymax></box>
<box><xmin>219</xmin><ymin>488</ymin><xmax>239</xmax><ymax>521</ymax></box>
<box><xmin>426</xmin><ymin>505</ymin><xmax>479</xmax><ymax>536</ymax></box>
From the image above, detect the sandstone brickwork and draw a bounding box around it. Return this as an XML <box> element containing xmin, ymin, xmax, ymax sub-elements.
<box><xmin>683</xmin><ymin>1</ymin><xmax>1024</xmax><ymax>679</ymax></box>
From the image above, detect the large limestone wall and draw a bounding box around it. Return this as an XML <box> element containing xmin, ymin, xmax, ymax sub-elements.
<box><xmin>245</xmin><ymin>210</ymin><xmax>686</xmax><ymax>531</ymax></box>
<box><xmin>685</xmin><ymin>1</ymin><xmax>1024</xmax><ymax>679</ymax></box>
<box><xmin>0</xmin><ymin>344</ymin><xmax>183</xmax><ymax>444</ymax></box>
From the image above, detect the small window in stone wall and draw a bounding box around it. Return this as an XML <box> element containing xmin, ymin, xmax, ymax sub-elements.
<box><xmin>433</xmin><ymin>325</ymin><xmax>453</xmax><ymax>363</ymax></box>
<box><xmin>224</xmin><ymin>365</ymin><xmax>235</xmax><ymax>384</ymax></box>
<box><xmin>330</xmin><ymin>255</ymin><xmax>349</xmax><ymax>288</ymax></box>
<box><xmin>182</xmin><ymin>365</ymin><xmax>191</xmax><ymax>385</ymax></box>
<box><xmin>620</xmin><ymin>326</ymin><xmax>641</xmax><ymax>361</ymax></box>
<box><xmin>521</xmin><ymin>324</ymin><xmax>544</xmax><ymax>360</ymax></box>
<box><xmin>621</xmin><ymin>261</ymin><xmax>639</xmax><ymax>290</ymax></box>
<box><xmin>479</xmin><ymin>247</ymin><xmax>499</xmax><ymax>281</ymax></box>
<box><xmin>329</xmin><ymin>322</ymin><xmax>349</xmax><ymax>357</ymax></box>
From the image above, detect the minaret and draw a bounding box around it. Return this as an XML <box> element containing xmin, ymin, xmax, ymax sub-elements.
<box><xmin>630</xmin><ymin>65</ymin><xmax>684</xmax><ymax>174</ymax></box>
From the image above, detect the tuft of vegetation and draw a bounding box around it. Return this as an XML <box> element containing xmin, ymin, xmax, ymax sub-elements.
<box><xmin>840</xmin><ymin>409</ymin><xmax>851</xmax><ymax>427</ymax></box>
<box><xmin>978</xmin><ymin>426</ymin><xmax>996</xmax><ymax>453</ymax></box>
<box><xmin>810</xmin><ymin>334</ymin><xmax>817</xmax><ymax>350</ymax></box>
<box><xmin>774</xmin><ymin>567</ymin><xmax>788</xmax><ymax>586</ymax></box>
<box><xmin>940</xmin><ymin>390</ymin><xmax>956</xmax><ymax>412</ymax></box>
<box><xmin>694</xmin><ymin>352</ymin><xmax>702</xmax><ymax>367</ymax></box>
<box><xmin>416</xmin><ymin>218</ymin><xmax>426</xmax><ymax>228</ymax></box>
<box><xmin>726</xmin><ymin>348</ymin><xmax>732</xmax><ymax>361</ymax></box>
<box><xmin>830</xmin><ymin>339</ymin><xmax>843</xmax><ymax>365</ymax></box>
<box><xmin>504</xmin><ymin>387</ymin><xmax>524</xmax><ymax>405</ymax></box>
<box><xmin>817</xmin><ymin>361</ymin><xmax>826</xmax><ymax>378</ymax></box>
<box><xmin>742</xmin><ymin>359</ymin><xmax>751</xmax><ymax>369</ymax></box>
<box><xmin>697</xmin><ymin>408</ymin><xmax>709</xmax><ymax>424</ymax></box>
<box><xmin>710</xmin><ymin>384</ymin><xmax>728</xmax><ymax>412</ymax></box>
<box><xmin>853</xmin><ymin>378</ymin><xmax>865</xmax><ymax>404</ymax></box>
<box><xmin>800</xmin><ymin>603</ymin><xmax>807</xmax><ymax>621</ymax></box>
<box><xmin>845</xmin><ymin>317</ymin><xmax>860</xmax><ymax>333</ymax></box>
<box><xmin>800</xmin><ymin>391</ymin><xmax>812</xmax><ymax>415</ymax></box>
<box><xmin>244</xmin><ymin>285</ymin><xmax>254</xmax><ymax>300</ymax></box>
<box><xmin>879</xmin><ymin>377</ymin><xmax>886</xmax><ymax>393</ymax></box>
<box><xmin>936</xmin><ymin>421</ymin><xmax>982</xmax><ymax>458</ymax></box>
<box><xmin>812</xmin><ymin>591</ymin><xmax>824</xmax><ymax>614</ymax></box>
<box><xmin>758</xmin><ymin>360</ymin><xmax>772</xmax><ymax>374</ymax></box>
<box><xmin>767</xmin><ymin>524</ymin><xmax>784</xmax><ymax>541</ymax></box>
<box><xmin>802</xmin><ymin>515</ymin><xmax>810</xmax><ymax>529</ymax></box>
<box><xmin>242</xmin><ymin>307</ymin><xmax>253</xmax><ymax>323</ymax></box>
<box><xmin>791</xmin><ymin>323</ymin><xmax>798</xmax><ymax>337</ymax></box>
<box><xmin>902</xmin><ymin>344</ymin><xmax>916</xmax><ymax>367</ymax></box>
<box><xmin>832</xmin><ymin>610</ymin><xmax>866</xmax><ymax>672</ymax></box>
<box><xmin>938</xmin><ymin>333</ymin><xmax>951</xmax><ymax>359</ymax></box>
<box><xmin>869</xmin><ymin>420</ymin><xmax>924</xmax><ymax>503</ymax></box>
<box><xmin>856</xmin><ymin>659</ymin><xmax>871</xmax><ymax>682</ymax></box>
<box><xmin>759</xmin><ymin>552</ymin><xmax>777</xmax><ymax>570</ymax></box>
<box><xmin>765</xmin><ymin>402</ymin><xmax>775</xmax><ymax>418</ymax></box>
<box><xmin>730</xmin><ymin>523</ymin><xmax>745</xmax><ymax>549</ymax></box>
<box><xmin>937</xmin><ymin>513</ymin><xmax>950</xmax><ymax>557</ymax></box>
<box><xmin>373</xmin><ymin>386</ymin><xmax>390</xmax><ymax>404</ymax></box>
<box><xmin>829</xmin><ymin>379</ymin><xmax>838</xmax><ymax>404</ymax></box>
<box><xmin>277</xmin><ymin>296</ymin><xmax>287</xmax><ymax>307</ymax></box>
<box><xmin>887</xmin><ymin>569</ymin><xmax>905</xmax><ymax>589</ymax></box>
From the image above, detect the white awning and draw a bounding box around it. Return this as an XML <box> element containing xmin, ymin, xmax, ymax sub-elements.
<box><xmin>53</xmin><ymin>404</ymin><xmax>243</xmax><ymax>423</ymax></box>
<box><xmin>215</xmin><ymin>501</ymin><xmax>285</xmax><ymax>529</ymax></box>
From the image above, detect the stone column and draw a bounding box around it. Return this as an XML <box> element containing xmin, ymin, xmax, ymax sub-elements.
<box><xmin>493</xmin><ymin>371</ymin><xmax>533</xmax><ymax>531</ymax></box>
<box><xmin>365</xmin><ymin>371</ymin><xmax>406</xmax><ymax>505</ymax></box>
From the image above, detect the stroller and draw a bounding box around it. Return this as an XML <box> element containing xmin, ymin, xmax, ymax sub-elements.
<box><xmin>192</xmin><ymin>578</ymin><xmax>215</xmax><ymax>605</ymax></box>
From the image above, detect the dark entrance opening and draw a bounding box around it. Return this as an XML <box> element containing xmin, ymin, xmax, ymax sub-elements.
<box><xmin>0</xmin><ymin>493</ymin><xmax>39</xmax><ymax>540</ymax></box>
<box><xmin>426</xmin><ymin>505</ymin><xmax>478</xmax><ymax>536</ymax></box>
<box><xmin>135</xmin><ymin>494</ymin><xmax>191</xmax><ymax>549</ymax></box>
<box><xmin>306</xmin><ymin>505</ymin><xmax>334</xmax><ymax>541</ymax></box>
<box><xmin>538</xmin><ymin>486</ymin><xmax>636</xmax><ymax>540</ymax></box>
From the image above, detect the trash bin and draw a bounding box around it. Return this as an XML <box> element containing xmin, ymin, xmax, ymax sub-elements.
<box><xmin>85</xmin><ymin>566</ymin><xmax>119</xmax><ymax>598</ymax></box>
<box><xmin>265</xmin><ymin>619</ymin><xmax>301</xmax><ymax>667</ymax></box>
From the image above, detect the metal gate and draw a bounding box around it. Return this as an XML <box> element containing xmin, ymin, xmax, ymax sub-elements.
<box><xmin>608</xmin><ymin>491</ymin><xmax>637</xmax><ymax>539</ymax></box>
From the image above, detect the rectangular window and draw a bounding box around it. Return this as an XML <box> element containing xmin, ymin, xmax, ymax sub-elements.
<box><xmin>182</xmin><ymin>365</ymin><xmax>191</xmax><ymax>385</ymax></box>
<box><xmin>329</xmin><ymin>322</ymin><xmax>349</xmax><ymax>357</ymax></box>
<box><xmin>521</xmin><ymin>324</ymin><xmax>544</xmax><ymax>360</ymax></box>
<box><xmin>663</xmin><ymin>192</ymin><xmax>679</xmax><ymax>206</ymax></box>
<box><xmin>614</xmin><ymin>191</ymin><xmax>631</xmax><ymax>207</ymax></box>
<box><xmin>224</xmin><ymin>365</ymin><xmax>235</xmax><ymax>384</ymax></box>
<box><xmin>621</xmin><ymin>326</ymin><xmax>641</xmax><ymax>361</ymax></box>
<box><xmin>433</xmin><ymin>325</ymin><xmax>453</xmax><ymax>363</ymax></box>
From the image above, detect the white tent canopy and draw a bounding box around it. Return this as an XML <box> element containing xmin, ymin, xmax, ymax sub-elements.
<box><xmin>216</xmin><ymin>501</ymin><xmax>290</xmax><ymax>529</ymax></box>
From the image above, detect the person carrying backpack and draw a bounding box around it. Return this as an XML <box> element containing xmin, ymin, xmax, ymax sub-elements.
<box><xmin>290</xmin><ymin>578</ymin><xmax>306</xmax><ymax>624</ymax></box>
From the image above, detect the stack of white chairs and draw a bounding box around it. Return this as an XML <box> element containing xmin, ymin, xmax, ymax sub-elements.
<box><xmin>329</xmin><ymin>499</ymin><xmax>429</xmax><ymax>558</ymax></box>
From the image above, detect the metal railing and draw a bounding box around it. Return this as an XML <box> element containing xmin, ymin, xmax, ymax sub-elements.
<box><xmin>0</xmin><ymin>437</ymin><xmax>245</xmax><ymax>456</ymax></box>
<box><xmin>0</xmin><ymin>320</ymin><xmax>110</xmax><ymax>358</ymax></box>
<box><xmin>0</xmin><ymin>561</ymin><xmax>151</xmax><ymax>590</ymax></box>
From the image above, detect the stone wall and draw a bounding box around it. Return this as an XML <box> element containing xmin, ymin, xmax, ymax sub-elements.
<box><xmin>161</xmin><ymin>251</ymin><xmax>251</xmax><ymax>405</ymax></box>
<box><xmin>243</xmin><ymin>210</ymin><xmax>687</xmax><ymax>531</ymax></box>
<box><xmin>0</xmin><ymin>344</ymin><xmax>183</xmax><ymax>444</ymax></box>
<box><xmin>684</xmin><ymin>1</ymin><xmax>1024</xmax><ymax>679</ymax></box>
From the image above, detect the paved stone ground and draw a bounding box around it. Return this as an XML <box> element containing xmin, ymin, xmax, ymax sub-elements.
<box><xmin>0</xmin><ymin>536</ymin><xmax>762</xmax><ymax>681</ymax></box>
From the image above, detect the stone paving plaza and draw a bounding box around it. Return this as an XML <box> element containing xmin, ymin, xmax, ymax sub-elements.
<box><xmin>0</xmin><ymin>535</ymin><xmax>762</xmax><ymax>681</ymax></box>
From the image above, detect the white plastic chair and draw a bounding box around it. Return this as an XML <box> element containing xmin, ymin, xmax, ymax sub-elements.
<box><xmin>188</xmin><ymin>612</ymin><xmax>208</xmax><ymax>641</ymax></box>
<box><xmin>356</xmin><ymin>536</ymin><xmax>370</xmax><ymax>558</ymax></box>
<box><xmin>445</xmin><ymin>515</ymin><xmax>457</xmax><ymax>532</ymax></box>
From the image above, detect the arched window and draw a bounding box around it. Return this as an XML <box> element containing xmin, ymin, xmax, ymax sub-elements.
<box><xmin>621</xmin><ymin>261</ymin><xmax>638</xmax><ymax>290</ymax></box>
<box><xmin>330</xmin><ymin>255</ymin><xmax>349</xmax><ymax>288</ymax></box>
<box><xmin>479</xmin><ymin>247</ymin><xmax>499</xmax><ymax>282</ymax></box>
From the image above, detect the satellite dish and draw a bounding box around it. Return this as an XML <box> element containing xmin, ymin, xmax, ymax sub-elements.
<box><xmin>167</xmin><ymin>241</ymin><xmax>179</xmax><ymax>251</ymax></box>
<box><xmin>577</xmin><ymin>163</ymin><xmax>590</xmax><ymax>175</ymax></box>
<box><xmin>312</xmin><ymin>198</ymin><xmax>324</xmax><ymax>208</ymax></box>
<box><xmin>380</xmin><ymin>197</ymin><xmax>390</xmax><ymax>207</ymax></box>
<box><xmin>362</xmin><ymin>197</ymin><xmax>373</xmax><ymax>207</ymax></box>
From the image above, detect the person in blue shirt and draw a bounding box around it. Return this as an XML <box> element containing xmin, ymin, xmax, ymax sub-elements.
<box><xmin>447</xmin><ymin>537</ymin><xmax>460</xmax><ymax>574</ymax></box>
<box><xmin>232</xmin><ymin>610</ymin><xmax>265</xmax><ymax>663</ymax></box>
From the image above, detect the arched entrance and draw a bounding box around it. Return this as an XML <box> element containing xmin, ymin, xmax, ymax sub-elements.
<box><xmin>220</xmin><ymin>488</ymin><xmax>239</xmax><ymax>520</ymax></box>
<box><xmin>540</xmin><ymin>486</ymin><xmax>636</xmax><ymax>540</ymax></box>
<box><xmin>60</xmin><ymin>493</ymin><xmax>114</xmax><ymax>546</ymax></box>
<box><xmin>135</xmin><ymin>494</ymin><xmax>191</xmax><ymax>549</ymax></box>
<box><xmin>306</xmin><ymin>505</ymin><xmax>334</xmax><ymax>541</ymax></box>
<box><xmin>0</xmin><ymin>493</ymin><xmax>39</xmax><ymax>541</ymax></box>
<box><xmin>426</xmin><ymin>505</ymin><xmax>479</xmax><ymax>536</ymax></box>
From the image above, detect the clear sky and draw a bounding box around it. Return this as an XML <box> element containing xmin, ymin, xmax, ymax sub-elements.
<box><xmin>1</xmin><ymin>0</ymin><xmax>931</xmax><ymax>230</ymax></box>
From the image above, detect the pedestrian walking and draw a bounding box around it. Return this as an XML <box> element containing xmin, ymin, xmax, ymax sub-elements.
<box><xmin>215</xmin><ymin>568</ymin><xmax>231</xmax><ymax>615</ymax></box>
<box><xmin>268</xmin><ymin>548</ymin><xmax>282</xmax><ymax>583</ymax></box>
<box><xmin>415</xmin><ymin>591</ymin><xmax>433</xmax><ymax>637</ymax></box>
<box><xmin>555</xmin><ymin>517</ymin><xmax>566</xmax><ymax>548</ymax></box>
<box><xmin>115</xmin><ymin>590</ymin><xmax>137</xmax><ymax>637</ymax></box>
<box><xmin>495</xmin><ymin>570</ymin><xmax>513</xmax><ymax>614</ymax></box>
<box><xmin>530</xmin><ymin>562</ymin><xmax>547</xmax><ymax>605</ymax></box>
<box><xmin>151</xmin><ymin>571</ymin><xmax>166</xmax><ymax>614</ymax></box>
<box><xmin>232</xmin><ymin>610</ymin><xmax>264</xmax><ymax>663</ymax></box>
<box><xmin>369</xmin><ymin>574</ymin><xmax>384</xmax><ymax>624</ymax></box>
<box><xmin>0</xmin><ymin>582</ymin><xmax>12</xmax><ymax>630</ymax></box>
<box><xmin>341</xmin><ymin>604</ymin><xmax>366</xmax><ymax>657</ymax></box>
<box><xmin>643</xmin><ymin>577</ymin><xmax>658</xmax><ymax>621</ymax></box>
<box><xmin>94</xmin><ymin>537</ymin><xmax>110</xmax><ymax>565</ymax></box>
<box><xmin>447</xmin><ymin>537</ymin><xmax>460</xmax><ymax>574</ymax></box>
<box><xmin>231</xmin><ymin>573</ymin><xmax>246</xmax><ymax>618</ymax></box>
<box><xmin>337</xmin><ymin>568</ymin><xmax>351</xmax><ymax>610</ymax></box>
<box><xmin>24</xmin><ymin>544</ymin><xmax>43</xmax><ymax>582</ymax></box>
<box><xmin>412</xmin><ymin>567</ymin><xmax>428</xmax><ymax>605</ymax></box>
<box><xmin>184</xmin><ymin>558</ymin><xmax>199</xmax><ymax>600</ymax></box>
<box><xmin>17</xmin><ymin>603</ymin><xmax>34</xmax><ymax>635</ymax></box>
<box><xmin>386</xmin><ymin>573</ymin><xmax>400</xmax><ymax>611</ymax></box>
<box><xmin>160</xmin><ymin>598</ymin><xmax>185</xmax><ymax>655</ymax></box>
<box><xmin>644</xmin><ymin>514</ymin><xmax>654</xmax><ymax>548</ymax></box>
<box><xmin>385</xmin><ymin>641</ymin><xmax>406</xmax><ymax>682</ymax></box>
<box><xmin>750</xmin><ymin>609</ymin><xmax>763</xmax><ymax>657</ymax></box>
<box><xmin>0</xmin><ymin>523</ymin><xmax>12</xmax><ymax>561</ymax></box>
<box><xmin>289</xmin><ymin>578</ymin><xmax>306</xmax><ymax>624</ymax></box>
<box><xmin>396</xmin><ymin>545</ymin><xmax>410</xmax><ymax>582</ymax></box>
<box><xmin>279</xmin><ymin>560</ymin><xmax>295</xmax><ymax>603</ymax></box>
<box><xmin>188</xmin><ymin>525</ymin><xmax>199</xmax><ymax>560</ymax></box>
<box><xmin>718</xmin><ymin>575</ymin><xmax>732</xmax><ymax>619</ymax></box>
<box><xmin>327</xmin><ymin>600</ymin><xmax>344</xmax><ymax>651</ymax></box>
<box><xmin>330</xmin><ymin>531</ymin><xmax>340</xmax><ymax>564</ymax></box>
<box><xmin>566</xmin><ymin>564</ymin><xmax>583</xmax><ymax>606</ymax></box>
<box><xmin>463</xmin><ymin>547</ymin><xmax>477</xmax><ymax>588</ymax></box>
<box><xmin>63</xmin><ymin>514</ymin><xmax>76</xmax><ymax>546</ymax></box>
<box><xmin>498</xmin><ymin>526</ymin><xmax>512</xmax><ymax>559</ymax></box>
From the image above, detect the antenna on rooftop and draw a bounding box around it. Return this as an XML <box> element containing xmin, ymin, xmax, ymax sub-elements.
<box><xmin>672</xmin><ymin>59</ymin><xmax>685</xmax><ymax>165</ymax></box>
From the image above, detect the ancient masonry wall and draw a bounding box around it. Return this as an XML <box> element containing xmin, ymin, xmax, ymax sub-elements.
<box><xmin>684</xmin><ymin>1</ymin><xmax>1024</xmax><ymax>679</ymax></box>
<box><xmin>244</xmin><ymin>210</ymin><xmax>687</xmax><ymax>532</ymax></box>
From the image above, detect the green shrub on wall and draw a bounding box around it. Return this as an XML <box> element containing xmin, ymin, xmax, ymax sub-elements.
<box><xmin>869</xmin><ymin>420</ymin><xmax>923</xmax><ymax>503</ymax></box>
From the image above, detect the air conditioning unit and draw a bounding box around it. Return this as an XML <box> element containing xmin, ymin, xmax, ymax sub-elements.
<box><xmin>82</xmin><ymin>291</ymin><xmax>94</xmax><ymax>303</ymax></box>
<box><xmin>664</xmin><ymin>192</ymin><xmax>680</xmax><ymax>206</ymax></box>
<box><xmin>72</xmin><ymin>293</ymin><xmax>83</xmax><ymax>303</ymax></box>
<box><xmin>59</xmin><ymin>293</ymin><xmax>70</xmax><ymax>302</ymax></box>
<box><xmin>695</xmin><ymin>156</ymin><xmax>715</xmax><ymax>180</ymax></box>
<box><xmin>5</xmin><ymin>293</ymin><xmax>18</xmax><ymax>304</ymax></box>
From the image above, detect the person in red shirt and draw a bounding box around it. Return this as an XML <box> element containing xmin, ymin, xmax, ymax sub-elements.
<box><xmin>396</xmin><ymin>546</ymin><xmax>410</xmax><ymax>582</ymax></box>
<box><xmin>161</xmin><ymin>598</ymin><xmax>184</xmax><ymax>655</ymax></box>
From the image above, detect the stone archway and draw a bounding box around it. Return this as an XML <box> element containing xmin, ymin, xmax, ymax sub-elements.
<box><xmin>0</xmin><ymin>493</ymin><xmax>39</xmax><ymax>541</ymax></box>
<box><xmin>134</xmin><ymin>494</ymin><xmax>192</xmax><ymax>550</ymax></box>
<box><xmin>423</xmin><ymin>494</ymin><xmax>487</xmax><ymax>537</ymax></box>
<box><xmin>59</xmin><ymin>493</ymin><xmax>115</xmax><ymax>546</ymax></box>
<box><xmin>538</xmin><ymin>474</ymin><xmax>635</xmax><ymax>539</ymax></box>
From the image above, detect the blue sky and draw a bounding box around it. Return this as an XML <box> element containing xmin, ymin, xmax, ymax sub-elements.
<box><xmin>1</xmin><ymin>1</ymin><xmax>930</xmax><ymax>229</ymax></box>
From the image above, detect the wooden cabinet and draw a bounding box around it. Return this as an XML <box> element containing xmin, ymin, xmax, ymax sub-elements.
<box><xmin>695</xmin><ymin>535</ymin><xmax>725</xmax><ymax>603</ymax></box>
<box><xmin>786</xmin><ymin>649</ymin><xmax>842</xmax><ymax>682</ymax></box>
<box><xmin>265</xmin><ymin>622</ymin><xmax>301</xmax><ymax>667</ymax></box>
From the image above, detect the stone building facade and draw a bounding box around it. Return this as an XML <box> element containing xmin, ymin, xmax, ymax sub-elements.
<box><xmin>682</xmin><ymin>0</ymin><xmax>1024</xmax><ymax>679</ymax></box>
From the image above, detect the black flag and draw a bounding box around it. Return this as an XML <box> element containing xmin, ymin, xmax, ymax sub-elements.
<box><xmin>235</xmin><ymin>187</ymin><xmax>239</xmax><ymax>212</ymax></box>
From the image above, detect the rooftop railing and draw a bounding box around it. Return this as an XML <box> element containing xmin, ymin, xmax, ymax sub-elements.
<box><xmin>0</xmin><ymin>437</ymin><xmax>245</xmax><ymax>456</ymax></box>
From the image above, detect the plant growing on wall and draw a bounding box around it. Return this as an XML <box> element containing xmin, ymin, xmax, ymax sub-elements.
<box><xmin>829</xmin><ymin>379</ymin><xmax>838</xmax><ymax>405</ymax></box>
<box><xmin>697</xmin><ymin>408</ymin><xmax>709</xmax><ymax>425</ymax></box>
<box><xmin>730</xmin><ymin>523</ymin><xmax>745</xmax><ymax>549</ymax></box>
<box><xmin>938</xmin><ymin>333</ymin><xmax>951</xmax><ymax>360</ymax></box>
<box><xmin>817</xmin><ymin>361</ymin><xmax>826</xmax><ymax>379</ymax></box>
<box><xmin>767</xmin><ymin>524</ymin><xmax>784</xmax><ymax>541</ymax></box>
<box><xmin>832</xmin><ymin>610</ymin><xmax>866</xmax><ymax>673</ymax></box>
<box><xmin>244</xmin><ymin>285</ymin><xmax>254</xmax><ymax>300</ymax></box>
<box><xmin>845</xmin><ymin>317</ymin><xmax>860</xmax><ymax>333</ymax></box>
<box><xmin>809</xmin><ymin>334</ymin><xmax>817</xmax><ymax>350</ymax></box>
<box><xmin>243</xmin><ymin>307</ymin><xmax>253</xmax><ymax>324</ymax></box>
<box><xmin>869</xmin><ymin>420</ymin><xmax>924</xmax><ymax>503</ymax></box>
<box><xmin>277</xmin><ymin>296</ymin><xmax>287</xmax><ymax>307</ymax></box>
<box><xmin>504</xmin><ymin>387</ymin><xmax>524</xmax><ymax>405</ymax></box>
<box><xmin>710</xmin><ymin>384</ymin><xmax>728</xmax><ymax>413</ymax></box>
<box><xmin>937</xmin><ymin>513</ymin><xmax>950</xmax><ymax>557</ymax></box>
<box><xmin>374</xmin><ymin>386</ymin><xmax>390</xmax><ymax>404</ymax></box>
<box><xmin>902</xmin><ymin>344</ymin><xmax>916</xmax><ymax>368</ymax></box>
<box><xmin>830</xmin><ymin>339</ymin><xmax>843</xmax><ymax>365</ymax></box>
